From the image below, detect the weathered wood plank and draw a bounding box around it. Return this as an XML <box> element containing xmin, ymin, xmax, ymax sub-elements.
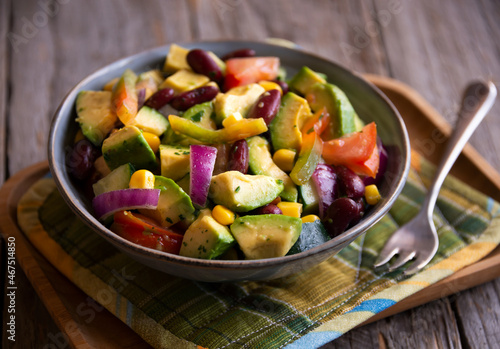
<box><xmin>0</xmin><ymin>0</ymin><xmax>10</xmax><ymax>186</ymax></box>
<box><xmin>373</xmin><ymin>0</ymin><xmax>500</xmax><ymax>172</ymax></box>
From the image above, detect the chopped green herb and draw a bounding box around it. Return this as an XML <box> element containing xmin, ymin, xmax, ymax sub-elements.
<box><xmin>190</xmin><ymin>111</ymin><xmax>204</xmax><ymax>122</ymax></box>
<box><xmin>183</xmin><ymin>242</ymin><xmax>187</xmax><ymax>247</ymax></box>
<box><xmin>165</xmin><ymin>217</ymin><xmax>173</xmax><ymax>224</ymax></box>
<box><xmin>235</xmin><ymin>186</ymin><xmax>241</xmax><ymax>193</ymax></box>
<box><xmin>179</xmin><ymin>214</ymin><xmax>185</xmax><ymax>220</ymax></box>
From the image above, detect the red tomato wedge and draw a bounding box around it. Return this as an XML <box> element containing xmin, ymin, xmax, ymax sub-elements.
<box><xmin>224</xmin><ymin>57</ymin><xmax>280</xmax><ymax>90</ymax></box>
<box><xmin>348</xmin><ymin>144</ymin><xmax>380</xmax><ymax>178</ymax></box>
<box><xmin>110</xmin><ymin>211</ymin><xmax>184</xmax><ymax>254</ymax></box>
<box><xmin>322</xmin><ymin>122</ymin><xmax>379</xmax><ymax>177</ymax></box>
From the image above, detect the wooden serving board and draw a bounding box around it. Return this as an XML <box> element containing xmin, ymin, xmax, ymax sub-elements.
<box><xmin>1</xmin><ymin>76</ymin><xmax>499</xmax><ymax>348</ymax></box>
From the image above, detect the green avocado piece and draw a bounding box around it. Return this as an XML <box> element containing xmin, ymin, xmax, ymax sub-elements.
<box><xmin>92</xmin><ymin>163</ymin><xmax>135</xmax><ymax>197</ymax></box>
<box><xmin>298</xmin><ymin>179</ymin><xmax>320</xmax><ymax>214</ymax></box>
<box><xmin>209</xmin><ymin>171</ymin><xmax>284</xmax><ymax>212</ymax></box>
<box><xmin>159</xmin><ymin>144</ymin><xmax>190</xmax><ymax>181</ymax></box>
<box><xmin>75</xmin><ymin>90</ymin><xmax>117</xmax><ymax>146</ymax></box>
<box><xmin>214</xmin><ymin>83</ymin><xmax>265</xmax><ymax>126</ymax></box>
<box><xmin>179</xmin><ymin>214</ymin><xmax>235</xmax><ymax>259</ymax></box>
<box><xmin>306</xmin><ymin>83</ymin><xmax>364</xmax><ymax>139</ymax></box>
<box><xmin>270</xmin><ymin>92</ymin><xmax>312</xmax><ymax>151</ymax></box>
<box><xmin>288</xmin><ymin>66</ymin><xmax>327</xmax><ymax>96</ymax></box>
<box><xmin>102</xmin><ymin>126</ymin><xmax>157</xmax><ymax>171</ymax></box>
<box><xmin>230</xmin><ymin>214</ymin><xmax>302</xmax><ymax>259</ymax></box>
<box><xmin>129</xmin><ymin>106</ymin><xmax>169</xmax><ymax>136</ymax></box>
<box><xmin>139</xmin><ymin>175</ymin><xmax>195</xmax><ymax>228</ymax></box>
<box><xmin>286</xmin><ymin>221</ymin><xmax>330</xmax><ymax>255</ymax></box>
<box><xmin>247</xmin><ymin>136</ymin><xmax>298</xmax><ymax>202</ymax></box>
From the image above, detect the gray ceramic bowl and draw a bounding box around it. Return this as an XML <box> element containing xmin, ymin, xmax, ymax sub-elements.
<box><xmin>49</xmin><ymin>41</ymin><xmax>410</xmax><ymax>282</ymax></box>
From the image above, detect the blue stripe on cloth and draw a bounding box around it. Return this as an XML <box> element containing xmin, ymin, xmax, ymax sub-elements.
<box><xmin>284</xmin><ymin>331</ymin><xmax>343</xmax><ymax>349</ymax></box>
<box><xmin>487</xmin><ymin>197</ymin><xmax>494</xmax><ymax>214</ymax></box>
<box><xmin>347</xmin><ymin>299</ymin><xmax>396</xmax><ymax>313</ymax></box>
<box><xmin>126</xmin><ymin>300</ymin><xmax>133</xmax><ymax>326</ymax></box>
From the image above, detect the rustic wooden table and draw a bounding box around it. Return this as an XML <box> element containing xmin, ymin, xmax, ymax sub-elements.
<box><xmin>1</xmin><ymin>1</ymin><xmax>499</xmax><ymax>348</ymax></box>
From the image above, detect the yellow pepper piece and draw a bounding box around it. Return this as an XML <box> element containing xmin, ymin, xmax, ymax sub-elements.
<box><xmin>74</xmin><ymin>129</ymin><xmax>85</xmax><ymax>143</ymax></box>
<box><xmin>301</xmin><ymin>214</ymin><xmax>320</xmax><ymax>223</ymax></box>
<box><xmin>142</xmin><ymin>132</ymin><xmax>161</xmax><ymax>153</ymax></box>
<box><xmin>273</xmin><ymin>149</ymin><xmax>296</xmax><ymax>172</ymax></box>
<box><xmin>258</xmin><ymin>81</ymin><xmax>283</xmax><ymax>95</ymax></box>
<box><xmin>277</xmin><ymin>202</ymin><xmax>303</xmax><ymax>218</ymax></box>
<box><xmin>222</xmin><ymin>112</ymin><xmax>243</xmax><ymax>128</ymax></box>
<box><xmin>212</xmin><ymin>205</ymin><xmax>236</xmax><ymax>226</ymax></box>
<box><xmin>129</xmin><ymin>170</ymin><xmax>155</xmax><ymax>189</ymax></box>
<box><xmin>103</xmin><ymin>77</ymin><xmax>119</xmax><ymax>91</ymax></box>
<box><xmin>365</xmin><ymin>184</ymin><xmax>381</xmax><ymax>205</ymax></box>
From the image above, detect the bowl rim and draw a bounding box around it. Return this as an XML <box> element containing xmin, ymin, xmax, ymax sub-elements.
<box><xmin>49</xmin><ymin>39</ymin><xmax>411</xmax><ymax>270</ymax></box>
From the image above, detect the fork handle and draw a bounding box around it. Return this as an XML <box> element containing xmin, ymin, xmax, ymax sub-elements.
<box><xmin>423</xmin><ymin>81</ymin><xmax>497</xmax><ymax>219</ymax></box>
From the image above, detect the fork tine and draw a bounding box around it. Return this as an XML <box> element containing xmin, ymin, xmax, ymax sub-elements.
<box><xmin>388</xmin><ymin>251</ymin><xmax>416</xmax><ymax>271</ymax></box>
<box><xmin>374</xmin><ymin>247</ymin><xmax>399</xmax><ymax>268</ymax></box>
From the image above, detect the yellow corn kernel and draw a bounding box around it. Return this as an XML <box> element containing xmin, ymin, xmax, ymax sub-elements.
<box><xmin>222</xmin><ymin>112</ymin><xmax>243</xmax><ymax>128</ymax></box>
<box><xmin>74</xmin><ymin>129</ymin><xmax>85</xmax><ymax>143</ymax></box>
<box><xmin>365</xmin><ymin>184</ymin><xmax>381</xmax><ymax>205</ymax></box>
<box><xmin>301</xmin><ymin>214</ymin><xmax>320</xmax><ymax>223</ymax></box>
<box><xmin>258</xmin><ymin>80</ymin><xmax>283</xmax><ymax>95</ymax></box>
<box><xmin>129</xmin><ymin>170</ymin><xmax>155</xmax><ymax>189</ymax></box>
<box><xmin>273</xmin><ymin>149</ymin><xmax>296</xmax><ymax>172</ymax></box>
<box><xmin>103</xmin><ymin>77</ymin><xmax>119</xmax><ymax>91</ymax></box>
<box><xmin>277</xmin><ymin>202</ymin><xmax>303</xmax><ymax>218</ymax></box>
<box><xmin>212</xmin><ymin>205</ymin><xmax>236</xmax><ymax>225</ymax></box>
<box><xmin>142</xmin><ymin>132</ymin><xmax>161</xmax><ymax>153</ymax></box>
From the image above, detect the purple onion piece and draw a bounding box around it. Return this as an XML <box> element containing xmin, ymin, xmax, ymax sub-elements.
<box><xmin>189</xmin><ymin>145</ymin><xmax>218</xmax><ymax>208</ymax></box>
<box><xmin>92</xmin><ymin>188</ymin><xmax>160</xmax><ymax>220</ymax></box>
<box><xmin>137</xmin><ymin>88</ymin><xmax>146</xmax><ymax>109</ymax></box>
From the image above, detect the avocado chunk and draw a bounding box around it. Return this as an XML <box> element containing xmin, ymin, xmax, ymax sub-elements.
<box><xmin>130</xmin><ymin>106</ymin><xmax>169</xmax><ymax>136</ymax></box>
<box><xmin>209</xmin><ymin>171</ymin><xmax>284</xmax><ymax>212</ymax></box>
<box><xmin>288</xmin><ymin>66</ymin><xmax>327</xmax><ymax>96</ymax></box>
<box><xmin>92</xmin><ymin>163</ymin><xmax>135</xmax><ymax>197</ymax></box>
<box><xmin>298</xmin><ymin>179</ymin><xmax>320</xmax><ymax>214</ymax></box>
<box><xmin>214</xmin><ymin>83</ymin><xmax>265</xmax><ymax>126</ymax></box>
<box><xmin>159</xmin><ymin>69</ymin><xmax>209</xmax><ymax>94</ymax></box>
<box><xmin>75</xmin><ymin>90</ymin><xmax>117</xmax><ymax>146</ymax></box>
<box><xmin>159</xmin><ymin>144</ymin><xmax>190</xmax><ymax>181</ymax></box>
<box><xmin>163</xmin><ymin>44</ymin><xmax>192</xmax><ymax>73</ymax></box>
<box><xmin>102</xmin><ymin>126</ymin><xmax>157</xmax><ymax>171</ymax></box>
<box><xmin>179</xmin><ymin>214</ymin><xmax>235</xmax><ymax>259</ymax></box>
<box><xmin>230</xmin><ymin>214</ymin><xmax>302</xmax><ymax>259</ymax></box>
<box><xmin>140</xmin><ymin>175</ymin><xmax>195</xmax><ymax>228</ymax></box>
<box><xmin>270</xmin><ymin>92</ymin><xmax>312</xmax><ymax>151</ymax></box>
<box><xmin>247</xmin><ymin>136</ymin><xmax>298</xmax><ymax>202</ymax></box>
<box><xmin>306</xmin><ymin>83</ymin><xmax>364</xmax><ymax>139</ymax></box>
<box><xmin>287</xmin><ymin>221</ymin><xmax>330</xmax><ymax>255</ymax></box>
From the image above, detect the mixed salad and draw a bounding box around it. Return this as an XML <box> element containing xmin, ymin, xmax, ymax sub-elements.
<box><xmin>68</xmin><ymin>44</ymin><xmax>387</xmax><ymax>260</ymax></box>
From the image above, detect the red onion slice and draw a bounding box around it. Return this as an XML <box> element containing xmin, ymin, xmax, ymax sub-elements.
<box><xmin>190</xmin><ymin>145</ymin><xmax>217</xmax><ymax>208</ymax></box>
<box><xmin>92</xmin><ymin>188</ymin><xmax>160</xmax><ymax>220</ymax></box>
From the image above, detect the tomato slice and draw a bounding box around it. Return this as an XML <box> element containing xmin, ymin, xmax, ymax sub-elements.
<box><xmin>322</xmin><ymin>122</ymin><xmax>378</xmax><ymax>175</ymax></box>
<box><xmin>110</xmin><ymin>211</ymin><xmax>184</xmax><ymax>254</ymax></box>
<box><xmin>347</xmin><ymin>144</ymin><xmax>380</xmax><ymax>178</ymax></box>
<box><xmin>224</xmin><ymin>57</ymin><xmax>280</xmax><ymax>90</ymax></box>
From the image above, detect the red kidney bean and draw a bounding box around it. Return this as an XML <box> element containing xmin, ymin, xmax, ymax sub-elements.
<box><xmin>144</xmin><ymin>88</ymin><xmax>175</xmax><ymax>110</ymax></box>
<box><xmin>187</xmin><ymin>49</ymin><xmax>223</xmax><ymax>84</ymax></box>
<box><xmin>247</xmin><ymin>89</ymin><xmax>281</xmax><ymax>125</ymax></box>
<box><xmin>221</xmin><ymin>48</ymin><xmax>256</xmax><ymax>61</ymax></box>
<box><xmin>336</xmin><ymin>165</ymin><xmax>365</xmax><ymax>199</ymax></box>
<box><xmin>272</xmin><ymin>79</ymin><xmax>289</xmax><ymax>95</ymax></box>
<box><xmin>227</xmin><ymin>139</ymin><xmax>249</xmax><ymax>174</ymax></box>
<box><xmin>322</xmin><ymin>197</ymin><xmax>363</xmax><ymax>237</ymax></box>
<box><xmin>67</xmin><ymin>139</ymin><xmax>99</xmax><ymax>181</ymax></box>
<box><xmin>256</xmin><ymin>204</ymin><xmax>282</xmax><ymax>215</ymax></box>
<box><xmin>170</xmin><ymin>85</ymin><xmax>219</xmax><ymax>111</ymax></box>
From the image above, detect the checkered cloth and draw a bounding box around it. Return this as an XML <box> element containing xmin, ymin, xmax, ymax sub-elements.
<box><xmin>17</xmin><ymin>151</ymin><xmax>500</xmax><ymax>348</ymax></box>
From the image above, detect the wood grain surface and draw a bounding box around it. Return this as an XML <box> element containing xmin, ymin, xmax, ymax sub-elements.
<box><xmin>1</xmin><ymin>1</ymin><xmax>499</xmax><ymax>348</ymax></box>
